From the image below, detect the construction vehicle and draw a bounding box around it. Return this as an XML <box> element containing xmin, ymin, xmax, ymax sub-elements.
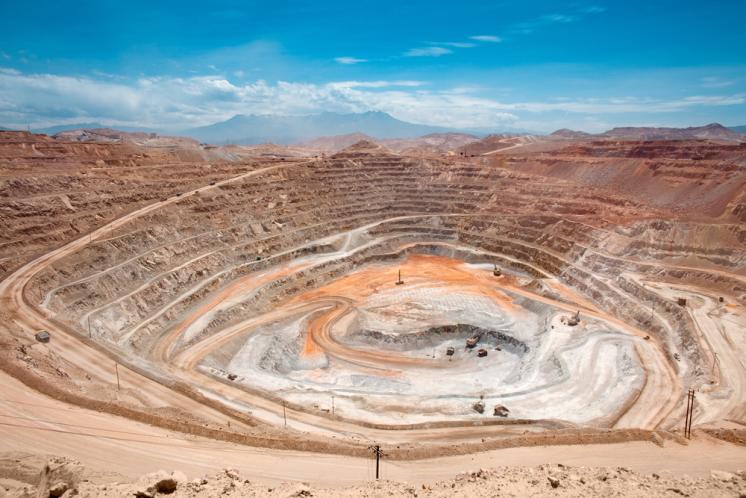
<box><xmin>466</xmin><ymin>335</ymin><xmax>479</xmax><ymax>348</ymax></box>
<box><xmin>473</xmin><ymin>401</ymin><xmax>485</xmax><ymax>414</ymax></box>
<box><xmin>477</xmin><ymin>348</ymin><xmax>488</xmax><ymax>357</ymax></box>
<box><xmin>446</xmin><ymin>346</ymin><xmax>455</xmax><ymax>356</ymax></box>
<box><xmin>493</xmin><ymin>405</ymin><xmax>510</xmax><ymax>417</ymax></box>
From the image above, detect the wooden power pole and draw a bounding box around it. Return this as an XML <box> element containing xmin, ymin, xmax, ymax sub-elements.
<box><xmin>684</xmin><ymin>389</ymin><xmax>695</xmax><ymax>439</ymax></box>
<box><xmin>369</xmin><ymin>445</ymin><xmax>383</xmax><ymax>479</ymax></box>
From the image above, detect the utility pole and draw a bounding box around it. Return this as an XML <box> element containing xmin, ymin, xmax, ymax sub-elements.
<box><xmin>283</xmin><ymin>401</ymin><xmax>287</xmax><ymax>428</ymax></box>
<box><xmin>369</xmin><ymin>445</ymin><xmax>383</xmax><ymax>479</ymax></box>
<box><xmin>115</xmin><ymin>362</ymin><xmax>120</xmax><ymax>391</ymax></box>
<box><xmin>684</xmin><ymin>389</ymin><xmax>695</xmax><ymax>439</ymax></box>
<box><xmin>331</xmin><ymin>395</ymin><xmax>335</xmax><ymax>416</ymax></box>
<box><xmin>688</xmin><ymin>389</ymin><xmax>694</xmax><ymax>439</ymax></box>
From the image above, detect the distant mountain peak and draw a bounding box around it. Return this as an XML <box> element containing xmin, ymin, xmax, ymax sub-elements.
<box><xmin>181</xmin><ymin>111</ymin><xmax>460</xmax><ymax>145</ymax></box>
<box><xmin>550</xmin><ymin>128</ymin><xmax>592</xmax><ymax>139</ymax></box>
<box><xmin>345</xmin><ymin>139</ymin><xmax>383</xmax><ymax>150</ymax></box>
<box><xmin>333</xmin><ymin>139</ymin><xmax>390</xmax><ymax>157</ymax></box>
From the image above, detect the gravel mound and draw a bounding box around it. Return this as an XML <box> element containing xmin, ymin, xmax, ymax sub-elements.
<box><xmin>4</xmin><ymin>459</ymin><xmax>745</xmax><ymax>497</ymax></box>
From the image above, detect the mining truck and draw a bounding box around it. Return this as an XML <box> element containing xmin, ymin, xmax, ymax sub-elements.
<box><xmin>466</xmin><ymin>335</ymin><xmax>480</xmax><ymax>348</ymax></box>
<box><xmin>493</xmin><ymin>405</ymin><xmax>510</xmax><ymax>417</ymax></box>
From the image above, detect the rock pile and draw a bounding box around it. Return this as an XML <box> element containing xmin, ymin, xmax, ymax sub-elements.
<box><xmin>4</xmin><ymin>459</ymin><xmax>746</xmax><ymax>497</ymax></box>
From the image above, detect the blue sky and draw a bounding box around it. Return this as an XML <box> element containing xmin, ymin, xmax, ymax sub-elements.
<box><xmin>1</xmin><ymin>0</ymin><xmax>745</xmax><ymax>132</ymax></box>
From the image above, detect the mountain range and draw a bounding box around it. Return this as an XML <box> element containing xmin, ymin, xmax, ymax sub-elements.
<box><xmin>4</xmin><ymin>113</ymin><xmax>744</xmax><ymax>144</ymax></box>
<box><xmin>551</xmin><ymin>123</ymin><xmax>745</xmax><ymax>141</ymax></box>
<box><xmin>31</xmin><ymin>122</ymin><xmax>160</xmax><ymax>136</ymax></box>
<box><xmin>22</xmin><ymin>112</ymin><xmax>528</xmax><ymax>145</ymax></box>
<box><xmin>179</xmin><ymin>112</ymin><xmax>464</xmax><ymax>144</ymax></box>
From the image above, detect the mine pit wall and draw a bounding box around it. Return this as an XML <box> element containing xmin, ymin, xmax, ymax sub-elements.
<box><xmin>0</xmin><ymin>132</ymin><xmax>270</xmax><ymax>282</ymax></box>
<box><xmin>615</xmin><ymin>277</ymin><xmax>703</xmax><ymax>375</ymax></box>
<box><xmin>499</xmin><ymin>141</ymin><xmax>746</xmax><ymax>219</ymax></box>
<box><xmin>19</xmin><ymin>152</ymin><xmax>743</xmax><ymax>425</ymax></box>
<box><xmin>349</xmin><ymin>324</ymin><xmax>529</xmax><ymax>355</ymax></box>
<box><xmin>597</xmin><ymin>220</ymin><xmax>746</xmax><ymax>274</ymax></box>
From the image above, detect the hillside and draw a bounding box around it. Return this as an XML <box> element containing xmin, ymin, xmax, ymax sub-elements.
<box><xmin>300</xmin><ymin>132</ymin><xmax>375</xmax><ymax>151</ymax></box>
<box><xmin>550</xmin><ymin>129</ymin><xmax>593</xmax><ymax>139</ymax></box>
<box><xmin>302</xmin><ymin>132</ymin><xmax>480</xmax><ymax>154</ymax></box>
<box><xmin>601</xmin><ymin>123</ymin><xmax>743</xmax><ymax>141</ymax></box>
<box><xmin>53</xmin><ymin>128</ymin><xmax>200</xmax><ymax>147</ymax></box>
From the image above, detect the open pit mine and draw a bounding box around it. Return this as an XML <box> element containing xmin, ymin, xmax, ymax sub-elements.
<box><xmin>0</xmin><ymin>130</ymin><xmax>745</xmax><ymax>466</ymax></box>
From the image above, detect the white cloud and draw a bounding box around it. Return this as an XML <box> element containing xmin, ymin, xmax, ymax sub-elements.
<box><xmin>404</xmin><ymin>47</ymin><xmax>453</xmax><ymax>57</ymax></box>
<box><xmin>544</xmin><ymin>14</ymin><xmax>576</xmax><ymax>23</ymax></box>
<box><xmin>581</xmin><ymin>6</ymin><xmax>607</xmax><ymax>14</ymax></box>
<box><xmin>435</xmin><ymin>42</ymin><xmax>477</xmax><ymax>48</ymax></box>
<box><xmin>334</xmin><ymin>56</ymin><xmax>367</xmax><ymax>64</ymax></box>
<box><xmin>0</xmin><ymin>68</ymin><xmax>744</xmax><ymax>132</ymax></box>
<box><xmin>328</xmin><ymin>81</ymin><xmax>426</xmax><ymax>89</ymax></box>
<box><xmin>510</xmin><ymin>13</ymin><xmax>578</xmax><ymax>34</ymax></box>
<box><xmin>701</xmin><ymin>76</ymin><xmax>735</xmax><ymax>89</ymax></box>
<box><xmin>469</xmin><ymin>35</ymin><xmax>502</xmax><ymax>43</ymax></box>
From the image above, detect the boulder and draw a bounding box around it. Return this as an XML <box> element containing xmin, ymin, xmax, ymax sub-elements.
<box><xmin>134</xmin><ymin>470</ymin><xmax>186</xmax><ymax>496</ymax></box>
<box><xmin>35</xmin><ymin>459</ymin><xmax>85</xmax><ymax>498</ymax></box>
<box><xmin>710</xmin><ymin>470</ymin><xmax>735</xmax><ymax>481</ymax></box>
<box><xmin>48</xmin><ymin>481</ymin><xmax>69</xmax><ymax>497</ymax></box>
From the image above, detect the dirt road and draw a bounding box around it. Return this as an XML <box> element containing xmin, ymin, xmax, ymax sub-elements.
<box><xmin>1</xmin><ymin>370</ymin><xmax>744</xmax><ymax>486</ymax></box>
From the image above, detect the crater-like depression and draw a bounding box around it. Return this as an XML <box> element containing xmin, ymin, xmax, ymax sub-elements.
<box><xmin>203</xmin><ymin>255</ymin><xmax>646</xmax><ymax>425</ymax></box>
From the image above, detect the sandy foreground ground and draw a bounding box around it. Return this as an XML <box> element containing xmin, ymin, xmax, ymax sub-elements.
<box><xmin>2</xmin><ymin>453</ymin><xmax>746</xmax><ymax>497</ymax></box>
<box><xmin>2</xmin><ymin>368</ymin><xmax>746</xmax><ymax>496</ymax></box>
